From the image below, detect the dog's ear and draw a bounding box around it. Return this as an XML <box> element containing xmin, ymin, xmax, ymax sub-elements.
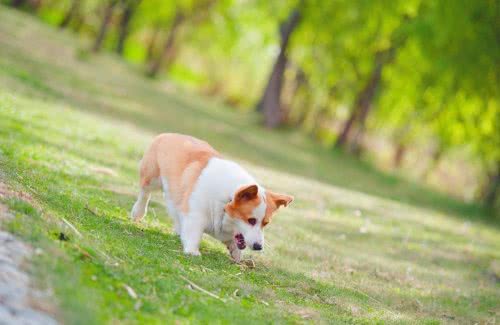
<box><xmin>234</xmin><ymin>184</ymin><xmax>259</xmax><ymax>203</ymax></box>
<box><xmin>225</xmin><ymin>185</ymin><xmax>260</xmax><ymax>219</ymax></box>
<box><xmin>268</xmin><ymin>191</ymin><xmax>294</xmax><ymax>209</ymax></box>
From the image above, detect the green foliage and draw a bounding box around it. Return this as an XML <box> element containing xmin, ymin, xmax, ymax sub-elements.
<box><xmin>7</xmin><ymin>0</ymin><xmax>500</xmax><ymax>201</ymax></box>
<box><xmin>378</xmin><ymin>0</ymin><xmax>499</xmax><ymax>174</ymax></box>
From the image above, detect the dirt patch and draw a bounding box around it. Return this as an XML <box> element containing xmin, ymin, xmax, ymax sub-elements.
<box><xmin>0</xmin><ymin>181</ymin><xmax>34</xmax><ymax>203</ymax></box>
<box><xmin>0</xmin><ymin>181</ymin><xmax>59</xmax><ymax>324</ymax></box>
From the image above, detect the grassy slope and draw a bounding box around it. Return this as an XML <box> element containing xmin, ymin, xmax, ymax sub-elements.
<box><xmin>0</xmin><ymin>7</ymin><xmax>498</xmax><ymax>324</ymax></box>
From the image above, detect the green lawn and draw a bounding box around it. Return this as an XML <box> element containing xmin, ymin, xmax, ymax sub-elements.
<box><xmin>0</xmin><ymin>7</ymin><xmax>498</xmax><ymax>324</ymax></box>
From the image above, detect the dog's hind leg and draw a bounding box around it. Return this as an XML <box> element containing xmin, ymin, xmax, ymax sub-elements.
<box><xmin>160</xmin><ymin>176</ymin><xmax>182</xmax><ymax>235</ymax></box>
<box><xmin>131</xmin><ymin>178</ymin><xmax>160</xmax><ymax>222</ymax></box>
<box><xmin>131</xmin><ymin>188</ymin><xmax>151</xmax><ymax>222</ymax></box>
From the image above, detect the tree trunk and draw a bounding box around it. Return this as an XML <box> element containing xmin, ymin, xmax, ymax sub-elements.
<box><xmin>261</xmin><ymin>50</ymin><xmax>288</xmax><ymax>127</ymax></box>
<box><xmin>11</xmin><ymin>0</ymin><xmax>25</xmax><ymax>7</ymax></box>
<box><xmin>145</xmin><ymin>0</ymin><xmax>216</xmax><ymax>77</ymax></box>
<box><xmin>335</xmin><ymin>104</ymin><xmax>359</xmax><ymax>149</ymax></box>
<box><xmin>422</xmin><ymin>147</ymin><xmax>443</xmax><ymax>180</ymax></box>
<box><xmin>31</xmin><ymin>0</ymin><xmax>42</xmax><ymax>11</ymax></box>
<box><xmin>289</xmin><ymin>67</ymin><xmax>309</xmax><ymax>126</ymax></box>
<box><xmin>147</xmin><ymin>12</ymin><xmax>184</xmax><ymax>78</ymax></box>
<box><xmin>59</xmin><ymin>0</ymin><xmax>80</xmax><ymax>29</ymax></box>
<box><xmin>92</xmin><ymin>0</ymin><xmax>118</xmax><ymax>52</ymax></box>
<box><xmin>336</xmin><ymin>50</ymin><xmax>387</xmax><ymax>148</ymax></box>
<box><xmin>349</xmin><ymin>126</ymin><xmax>365</xmax><ymax>157</ymax></box>
<box><xmin>393</xmin><ymin>143</ymin><xmax>406</xmax><ymax>168</ymax></box>
<box><xmin>116</xmin><ymin>0</ymin><xmax>140</xmax><ymax>55</ymax></box>
<box><xmin>146</xmin><ymin>26</ymin><xmax>160</xmax><ymax>63</ymax></box>
<box><xmin>484</xmin><ymin>163</ymin><xmax>500</xmax><ymax>208</ymax></box>
<box><xmin>257</xmin><ymin>7</ymin><xmax>301</xmax><ymax>128</ymax></box>
<box><xmin>73</xmin><ymin>15</ymin><xmax>85</xmax><ymax>32</ymax></box>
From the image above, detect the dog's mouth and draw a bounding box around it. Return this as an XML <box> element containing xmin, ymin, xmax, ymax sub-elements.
<box><xmin>234</xmin><ymin>233</ymin><xmax>246</xmax><ymax>250</ymax></box>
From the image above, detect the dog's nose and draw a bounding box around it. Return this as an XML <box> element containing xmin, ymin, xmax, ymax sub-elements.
<box><xmin>252</xmin><ymin>243</ymin><xmax>262</xmax><ymax>250</ymax></box>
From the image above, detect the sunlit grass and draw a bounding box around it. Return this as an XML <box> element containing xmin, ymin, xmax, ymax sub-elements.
<box><xmin>0</xmin><ymin>6</ymin><xmax>498</xmax><ymax>324</ymax></box>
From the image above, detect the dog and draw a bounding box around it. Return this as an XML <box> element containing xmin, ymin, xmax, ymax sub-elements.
<box><xmin>131</xmin><ymin>133</ymin><xmax>293</xmax><ymax>262</ymax></box>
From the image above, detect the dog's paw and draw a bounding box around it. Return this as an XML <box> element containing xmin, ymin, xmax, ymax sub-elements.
<box><xmin>183</xmin><ymin>249</ymin><xmax>201</xmax><ymax>256</ymax></box>
<box><xmin>231</xmin><ymin>255</ymin><xmax>242</xmax><ymax>264</ymax></box>
<box><xmin>131</xmin><ymin>215</ymin><xmax>143</xmax><ymax>223</ymax></box>
<box><xmin>230</xmin><ymin>249</ymin><xmax>241</xmax><ymax>263</ymax></box>
<box><xmin>130</xmin><ymin>206</ymin><xmax>145</xmax><ymax>222</ymax></box>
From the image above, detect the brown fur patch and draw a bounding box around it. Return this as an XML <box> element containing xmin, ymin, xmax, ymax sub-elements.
<box><xmin>225</xmin><ymin>184</ymin><xmax>261</xmax><ymax>223</ymax></box>
<box><xmin>262</xmin><ymin>191</ymin><xmax>294</xmax><ymax>227</ymax></box>
<box><xmin>139</xmin><ymin>133</ymin><xmax>220</xmax><ymax>214</ymax></box>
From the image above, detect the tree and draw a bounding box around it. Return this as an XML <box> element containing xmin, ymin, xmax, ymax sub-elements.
<box><xmin>10</xmin><ymin>0</ymin><xmax>25</xmax><ymax>8</ymax></box>
<box><xmin>147</xmin><ymin>10</ymin><xmax>184</xmax><ymax>77</ymax></box>
<box><xmin>336</xmin><ymin>50</ymin><xmax>387</xmax><ymax>148</ymax></box>
<box><xmin>484</xmin><ymin>163</ymin><xmax>500</xmax><ymax>208</ymax></box>
<box><xmin>336</xmin><ymin>13</ymin><xmax>411</xmax><ymax>150</ymax></box>
<box><xmin>257</xmin><ymin>5</ymin><xmax>301</xmax><ymax>128</ymax></box>
<box><xmin>145</xmin><ymin>25</ymin><xmax>161</xmax><ymax>62</ymax></box>
<box><xmin>116</xmin><ymin>0</ymin><xmax>142</xmax><ymax>55</ymax></box>
<box><xmin>92</xmin><ymin>0</ymin><xmax>121</xmax><ymax>52</ymax></box>
<box><xmin>146</xmin><ymin>0</ymin><xmax>217</xmax><ymax>77</ymax></box>
<box><xmin>59</xmin><ymin>0</ymin><xmax>80</xmax><ymax>29</ymax></box>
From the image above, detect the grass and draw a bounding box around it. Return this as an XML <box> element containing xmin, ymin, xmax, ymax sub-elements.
<box><xmin>0</xmin><ymin>6</ymin><xmax>499</xmax><ymax>324</ymax></box>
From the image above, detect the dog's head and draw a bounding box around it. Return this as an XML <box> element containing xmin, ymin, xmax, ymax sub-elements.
<box><xmin>224</xmin><ymin>184</ymin><xmax>293</xmax><ymax>251</ymax></box>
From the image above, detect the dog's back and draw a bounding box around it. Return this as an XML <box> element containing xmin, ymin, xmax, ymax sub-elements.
<box><xmin>139</xmin><ymin>133</ymin><xmax>220</xmax><ymax>213</ymax></box>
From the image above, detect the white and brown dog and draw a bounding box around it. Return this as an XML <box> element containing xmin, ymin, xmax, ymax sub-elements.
<box><xmin>131</xmin><ymin>133</ymin><xmax>293</xmax><ymax>262</ymax></box>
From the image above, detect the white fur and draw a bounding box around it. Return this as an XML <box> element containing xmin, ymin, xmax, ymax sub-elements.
<box><xmin>131</xmin><ymin>157</ymin><xmax>268</xmax><ymax>260</ymax></box>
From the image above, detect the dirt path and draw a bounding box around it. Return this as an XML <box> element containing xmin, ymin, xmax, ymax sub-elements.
<box><xmin>0</xmin><ymin>185</ymin><xmax>59</xmax><ymax>325</ymax></box>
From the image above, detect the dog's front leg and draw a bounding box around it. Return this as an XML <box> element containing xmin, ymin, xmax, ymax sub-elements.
<box><xmin>180</xmin><ymin>214</ymin><xmax>204</xmax><ymax>256</ymax></box>
<box><xmin>225</xmin><ymin>241</ymin><xmax>241</xmax><ymax>263</ymax></box>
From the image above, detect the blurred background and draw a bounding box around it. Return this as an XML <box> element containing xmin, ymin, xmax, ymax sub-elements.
<box><xmin>3</xmin><ymin>0</ymin><xmax>499</xmax><ymax>212</ymax></box>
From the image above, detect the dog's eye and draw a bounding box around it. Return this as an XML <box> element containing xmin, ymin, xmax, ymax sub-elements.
<box><xmin>248</xmin><ymin>218</ymin><xmax>257</xmax><ymax>226</ymax></box>
<box><xmin>262</xmin><ymin>219</ymin><xmax>269</xmax><ymax>227</ymax></box>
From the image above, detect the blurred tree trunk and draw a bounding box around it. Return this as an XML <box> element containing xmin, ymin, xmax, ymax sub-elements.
<box><xmin>147</xmin><ymin>11</ymin><xmax>184</xmax><ymax>77</ymax></box>
<box><xmin>349</xmin><ymin>126</ymin><xmax>366</xmax><ymax>157</ymax></box>
<box><xmin>92</xmin><ymin>0</ymin><xmax>119</xmax><ymax>52</ymax></box>
<box><xmin>71</xmin><ymin>11</ymin><xmax>86</xmax><ymax>33</ymax></box>
<box><xmin>422</xmin><ymin>146</ymin><xmax>443</xmax><ymax>180</ymax></box>
<box><xmin>59</xmin><ymin>0</ymin><xmax>80</xmax><ymax>29</ymax></box>
<box><xmin>257</xmin><ymin>6</ymin><xmax>301</xmax><ymax>128</ymax></box>
<box><xmin>116</xmin><ymin>0</ymin><xmax>141</xmax><ymax>55</ymax></box>
<box><xmin>11</xmin><ymin>0</ymin><xmax>26</xmax><ymax>7</ymax></box>
<box><xmin>484</xmin><ymin>163</ymin><xmax>500</xmax><ymax>208</ymax></box>
<box><xmin>336</xmin><ymin>46</ymin><xmax>398</xmax><ymax>149</ymax></box>
<box><xmin>392</xmin><ymin>125</ymin><xmax>411</xmax><ymax>168</ymax></box>
<box><xmin>146</xmin><ymin>26</ymin><xmax>160</xmax><ymax>63</ymax></box>
<box><xmin>336</xmin><ymin>51</ymin><xmax>386</xmax><ymax>148</ymax></box>
<box><xmin>31</xmin><ymin>0</ymin><xmax>42</xmax><ymax>11</ymax></box>
<box><xmin>336</xmin><ymin>13</ymin><xmax>413</xmax><ymax>151</ymax></box>
<box><xmin>289</xmin><ymin>67</ymin><xmax>309</xmax><ymax>126</ymax></box>
<box><xmin>146</xmin><ymin>0</ymin><xmax>215</xmax><ymax>78</ymax></box>
<box><xmin>393</xmin><ymin>143</ymin><xmax>406</xmax><ymax>168</ymax></box>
